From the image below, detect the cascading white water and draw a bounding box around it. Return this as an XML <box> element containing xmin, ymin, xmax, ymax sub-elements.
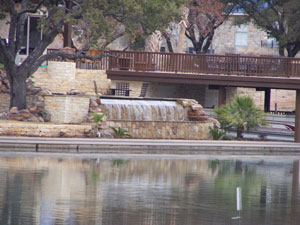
<box><xmin>100</xmin><ymin>99</ymin><xmax>185</xmax><ymax>121</ymax></box>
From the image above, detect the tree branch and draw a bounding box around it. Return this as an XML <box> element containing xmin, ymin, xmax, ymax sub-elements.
<box><xmin>18</xmin><ymin>0</ymin><xmax>46</xmax><ymax>16</ymax></box>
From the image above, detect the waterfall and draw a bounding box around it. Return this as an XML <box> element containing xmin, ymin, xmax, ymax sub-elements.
<box><xmin>100</xmin><ymin>98</ymin><xmax>185</xmax><ymax>121</ymax></box>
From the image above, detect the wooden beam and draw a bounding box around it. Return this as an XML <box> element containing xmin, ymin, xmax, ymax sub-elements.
<box><xmin>107</xmin><ymin>70</ymin><xmax>300</xmax><ymax>90</ymax></box>
<box><xmin>295</xmin><ymin>90</ymin><xmax>300</xmax><ymax>142</ymax></box>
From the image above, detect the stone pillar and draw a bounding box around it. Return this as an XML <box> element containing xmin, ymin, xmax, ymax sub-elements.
<box><xmin>295</xmin><ymin>90</ymin><xmax>300</xmax><ymax>142</ymax></box>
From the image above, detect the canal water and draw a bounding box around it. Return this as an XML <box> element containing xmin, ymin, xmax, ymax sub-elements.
<box><xmin>0</xmin><ymin>154</ymin><xmax>299</xmax><ymax>225</ymax></box>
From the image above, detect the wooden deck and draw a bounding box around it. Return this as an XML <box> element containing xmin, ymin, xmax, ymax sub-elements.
<box><xmin>48</xmin><ymin>49</ymin><xmax>300</xmax><ymax>79</ymax></box>
<box><xmin>47</xmin><ymin>49</ymin><xmax>300</xmax><ymax>142</ymax></box>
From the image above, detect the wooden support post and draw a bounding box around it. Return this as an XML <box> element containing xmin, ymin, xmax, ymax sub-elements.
<box><xmin>264</xmin><ymin>89</ymin><xmax>271</xmax><ymax>112</ymax></box>
<box><xmin>295</xmin><ymin>90</ymin><xmax>300</xmax><ymax>142</ymax></box>
<box><xmin>218</xmin><ymin>87</ymin><xmax>226</xmax><ymax>107</ymax></box>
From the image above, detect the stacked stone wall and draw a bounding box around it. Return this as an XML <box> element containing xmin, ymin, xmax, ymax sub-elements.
<box><xmin>0</xmin><ymin>120</ymin><xmax>92</xmax><ymax>137</ymax></box>
<box><xmin>107</xmin><ymin>120</ymin><xmax>213</xmax><ymax>140</ymax></box>
<box><xmin>44</xmin><ymin>95</ymin><xmax>90</xmax><ymax>124</ymax></box>
<box><xmin>32</xmin><ymin>62</ymin><xmax>111</xmax><ymax>95</ymax></box>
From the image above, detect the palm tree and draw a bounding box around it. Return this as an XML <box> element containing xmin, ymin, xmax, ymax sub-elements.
<box><xmin>215</xmin><ymin>95</ymin><xmax>266</xmax><ymax>139</ymax></box>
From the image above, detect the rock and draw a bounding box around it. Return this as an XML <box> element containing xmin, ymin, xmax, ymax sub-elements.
<box><xmin>67</xmin><ymin>89</ymin><xmax>82</xmax><ymax>95</ymax></box>
<box><xmin>188</xmin><ymin>108</ymin><xmax>208</xmax><ymax>121</ymax></box>
<box><xmin>8</xmin><ymin>114</ymin><xmax>23</xmax><ymax>121</ymax></box>
<box><xmin>191</xmin><ymin>104</ymin><xmax>203</xmax><ymax>111</ymax></box>
<box><xmin>27</xmin><ymin>115</ymin><xmax>40</xmax><ymax>122</ymax></box>
<box><xmin>58</xmin><ymin>131</ymin><xmax>65</xmax><ymax>137</ymax></box>
<box><xmin>176</xmin><ymin>99</ymin><xmax>199</xmax><ymax>107</ymax></box>
<box><xmin>19</xmin><ymin>109</ymin><xmax>30</xmax><ymax>118</ymax></box>
<box><xmin>39</xmin><ymin>110</ymin><xmax>51</xmax><ymax>122</ymax></box>
<box><xmin>90</xmin><ymin>99</ymin><xmax>99</xmax><ymax>108</ymax></box>
<box><xmin>98</xmin><ymin>129</ymin><xmax>114</xmax><ymax>138</ymax></box>
<box><xmin>209</xmin><ymin>118</ymin><xmax>220</xmax><ymax>128</ymax></box>
<box><xmin>9</xmin><ymin>107</ymin><xmax>19</xmax><ymax>114</ymax></box>
<box><xmin>96</xmin><ymin>98</ymin><xmax>101</xmax><ymax>105</ymax></box>
<box><xmin>28</xmin><ymin>106</ymin><xmax>39</xmax><ymax>114</ymax></box>
<box><xmin>38</xmin><ymin>89</ymin><xmax>52</xmax><ymax>96</ymax></box>
<box><xmin>197</xmin><ymin>115</ymin><xmax>209</xmax><ymax>121</ymax></box>
<box><xmin>0</xmin><ymin>112</ymin><xmax>8</xmax><ymax>120</ymax></box>
<box><xmin>28</xmin><ymin>87</ymin><xmax>42</xmax><ymax>95</ymax></box>
<box><xmin>33</xmin><ymin>101</ymin><xmax>45</xmax><ymax>108</ymax></box>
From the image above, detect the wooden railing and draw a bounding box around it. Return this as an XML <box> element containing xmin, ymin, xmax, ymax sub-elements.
<box><xmin>47</xmin><ymin>49</ymin><xmax>300</xmax><ymax>78</ymax></box>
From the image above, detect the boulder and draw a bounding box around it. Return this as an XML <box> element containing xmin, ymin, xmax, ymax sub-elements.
<box><xmin>9</xmin><ymin>107</ymin><xmax>19</xmax><ymax>114</ymax></box>
<box><xmin>191</xmin><ymin>104</ymin><xmax>203</xmax><ymax>111</ymax></box>
<box><xmin>39</xmin><ymin>110</ymin><xmax>51</xmax><ymax>122</ymax></box>
<box><xmin>98</xmin><ymin>129</ymin><xmax>114</xmax><ymax>138</ymax></box>
<box><xmin>0</xmin><ymin>112</ymin><xmax>8</xmax><ymax>120</ymax></box>
<box><xmin>188</xmin><ymin>108</ymin><xmax>208</xmax><ymax>121</ymax></box>
<box><xmin>38</xmin><ymin>89</ymin><xmax>52</xmax><ymax>96</ymax></box>
<box><xmin>90</xmin><ymin>99</ymin><xmax>99</xmax><ymax>108</ymax></box>
<box><xmin>67</xmin><ymin>89</ymin><xmax>82</xmax><ymax>95</ymax></box>
<box><xmin>19</xmin><ymin>109</ymin><xmax>30</xmax><ymax>118</ymax></box>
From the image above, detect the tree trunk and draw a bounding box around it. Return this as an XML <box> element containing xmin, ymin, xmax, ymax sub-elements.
<box><xmin>236</xmin><ymin>127</ymin><xmax>244</xmax><ymax>139</ymax></box>
<box><xmin>279</xmin><ymin>45</ymin><xmax>285</xmax><ymax>56</ymax></box>
<box><xmin>163</xmin><ymin>32</ymin><xmax>174</xmax><ymax>53</ymax></box>
<box><xmin>8</xmin><ymin>72</ymin><xmax>27</xmax><ymax>110</ymax></box>
<box><xmin>203</xmin><ymin>35</ymin><xmax>213</xmax><ymax>53</ymax></box>
<box><xmin>195</xmin><ymin>39</ymin><xmax>204</xmax><ymax>53</ymax></box>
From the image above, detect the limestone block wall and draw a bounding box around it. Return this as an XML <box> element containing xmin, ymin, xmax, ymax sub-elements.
<box><xmin>0</xmin><ymin>120</ymin><xmax>92</xmax><ymax>137</ymax></box>
<box><xmin>0</xmin><ymin>94</ymin><xmax>36</xmax><ymax>112</ymax></box>
<box><xmin>44</xmin><ymin>95</ymin><xmax>90</xmax><ymax>124</ymax></box>
<box><xmin>236</xmin><ymin>88</ymin><xmax>296</xmax><ymax>111</ymax></box>
<box><xmin>107</xmin><ymin>120</ymin><xmax>214</xmax><ymax>140</ymax></box>
<box><xmin>33</xmin><ymin>62</ymin><xmax>111</xmax><ymax>95</ymax></box>
<box><xmin>212</xmin><ymin>17</ymin><xmax>278</xmax><ymax>55</ymax></box>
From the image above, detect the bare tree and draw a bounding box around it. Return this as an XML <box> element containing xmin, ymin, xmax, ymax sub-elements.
<box><xmin>185</xmin><ymin>0</ymin><xmax>233</xmax><ymax>53</ymax></box>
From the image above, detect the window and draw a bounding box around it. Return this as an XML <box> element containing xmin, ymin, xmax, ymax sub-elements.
<box><xmin>235</xmin><ymin>24</ymin><xmax>248</xmax><ymax>48</ymax></box>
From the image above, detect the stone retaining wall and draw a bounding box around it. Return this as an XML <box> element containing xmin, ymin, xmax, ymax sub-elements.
<box><xmin>0</xmin><ymin>121</ymin><xmax>92</xmax><ymax>137</ymax></box>
<box><xmin>44</xmin><ymin>95</ymin><xmax>90</xmax><ymax>123</ymax></box>
<box><xmin>32</xmin><ymin>62</ymin><xmax>111</xmax><ymax>95</ymax></box>
<box><xmin>107</xmin><ymin>120</ymin><xmax>214</xmax><ymax>139</ymax></box>
<box><xmin>0</xmin><ymin>120</ymin><xmax>213</xmax><ymax>139</ymax></box>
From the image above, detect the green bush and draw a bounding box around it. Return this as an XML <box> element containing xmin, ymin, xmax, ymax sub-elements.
<box><xmin>110</xmin><ymin>126</ymin><xmax>131</xmax><ymax>138</ymax></box>
<box><xmin>214</xmin><ymin>95</ymin><xmax>266</xmax><ymax>139</ymax></box>
<box><xmin>92</xmin><ymin>112</ymin><xmax>105</xmax><ymax>124</ymax></box>
<box><xmin>209</xmin><ymin>126</ymin><xmax>225</xmax><ymax>140</ymax></box>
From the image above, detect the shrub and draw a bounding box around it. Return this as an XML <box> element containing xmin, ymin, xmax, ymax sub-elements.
<box><xmin>214</xmin><ymin>95</ymin><xmax>266</xmax><ymax>139</ymax></box>
<box><xmin>209</xmin><ymin>126</ymin><xmax>225</xmax><ymax>140</ymax></box>
<box><xmin>110</xmin><ymin>126</ymin><xmax>131</xmax><ymax>138</ymax></box>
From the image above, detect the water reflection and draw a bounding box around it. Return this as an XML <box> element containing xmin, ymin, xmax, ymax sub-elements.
<box><xmin>0</xmin><ymin>155</ymin><xmax>299</xmax><ymax>225</ymax></box>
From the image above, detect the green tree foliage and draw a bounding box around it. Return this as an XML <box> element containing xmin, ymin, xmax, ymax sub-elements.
<box><xmin>224</xmin><ymin>0</ymin><xmax>300</xmax><ymax>57</ymax></box>
<box><xmin>0</xmin><ymin>0</ymin><xmax>184</xmax><ymax>110</ymax></box>
<box><xmin>214</xmin><ymin>95</ymin><xmax>266</xmax><ymax>139</ymax></box>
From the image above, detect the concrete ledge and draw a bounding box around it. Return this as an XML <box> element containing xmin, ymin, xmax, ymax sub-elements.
<box><xmin>0</xmin><ymin>136</ymin><xmax>299</xmax><ymax>155</ymax></box>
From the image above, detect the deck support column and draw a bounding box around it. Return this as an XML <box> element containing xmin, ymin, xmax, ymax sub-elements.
<box><xmin>264</xmin><ymin>89</ymin><xmax>271</xmax><ymax>112</ymax></box>
<box><xmin>295</xmin><ymin>90</ymin><xmax>300</xmax><ymax>142</ymax></box>
<box><xmin>218</xmin><ymin>87</ymin><xmax>226</xmax><ymax>107</ymax></box>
